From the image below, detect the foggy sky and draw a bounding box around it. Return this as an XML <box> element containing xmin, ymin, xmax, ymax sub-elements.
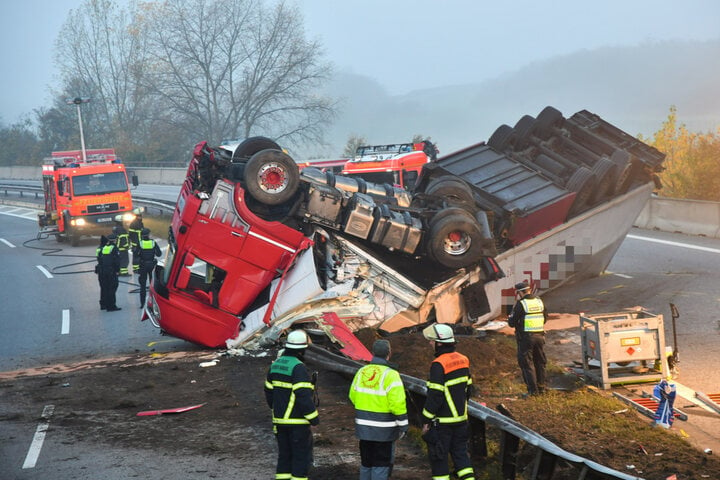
<box><xmin>1</xmin><ymin>0</ymin><xmax>719</xmax><ymax>124</ymax></box>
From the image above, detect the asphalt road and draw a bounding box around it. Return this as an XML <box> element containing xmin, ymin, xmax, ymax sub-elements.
<box><xmin>1</xmin><ymin>201</ymin><xmax>719</xmax><ymax>477</ymax></box>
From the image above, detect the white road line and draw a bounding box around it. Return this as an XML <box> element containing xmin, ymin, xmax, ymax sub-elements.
<box><xmin>607</xmin><ymin>271</ymin><xmax>633</xmax><ymax>279</ymax></box>
<box><xmin>61</xmin><ymin>309</ymin><xmax>70</xmax><ymax>335</ymax></box>
<box><xmin>22</xmin><ymin>405</ymin><xmax>55</xmax><ymax>469</ymax></box>
<box><xmin>36</xmin><ymin>266</ymin><xmax>53</xmax><ymax>278</ymax></box>
<box><xmin>627</xmin><ymin>234</ymin><xmax>720</xmax><ymax>254</ymax></box>
<box><xmin>1</xmin><ymin>238</ymin><xmax>16</xmax><ymax>248</ymax></box>
<box><xmin>0</xmin><ymin>207</ymin><xmax>37</xmax><ymax>220</ymax></box>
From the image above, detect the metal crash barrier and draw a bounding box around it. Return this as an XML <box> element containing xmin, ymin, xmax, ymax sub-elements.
<box><xmin>307</xmin><ymin>344</ymin><xmax>642</xmax><ymax>480</ymax></box>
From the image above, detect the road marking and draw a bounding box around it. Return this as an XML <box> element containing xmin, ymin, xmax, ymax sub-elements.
<box><xmin>22</xmin><ymin>405</ymin><xmax>55</xmax><ymax>469</ymax></box>
<box><xmin>606</xmin><ymin>271</ymin><xmax>633</xmax><ymax>278</ymax></box>
<box><xmin>0</xmin><ymin>206</ymin><xmax>37</xmax><ymax>220</ymax></box>
<box><xmin>36</xmin><ymin>266</ymin><xmax>53</xmax><ymax>278</ymax></box>
<box><xmin>0</xmin><ymin>238</ymin><xmax>16</xmax><ymax>247</ymax></box>
<box><xmin>627</xmin><ymin>234</ymin><xmax>720</xmax><ymax>254</ymax></box>
<box><xmin>61</xmin><ymin>309</ymin><xmax>70</xmax><ymax>335</ymax></box>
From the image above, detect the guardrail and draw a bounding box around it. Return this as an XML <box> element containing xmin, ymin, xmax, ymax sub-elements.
<box><xmin>307</xmin><ymin>345</ymin><xmax>640</xmax><ymax>480</ymax></box>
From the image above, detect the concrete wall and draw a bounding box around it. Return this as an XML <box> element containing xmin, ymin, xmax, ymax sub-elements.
<box><xmin>635</xmin><ymin>196</ymin><xmax>720</xmax><ymax>238</ymax></box>
<box><xmin>2</xmin><ymin>166</ymin><xmax>719</xmax><ymax>239</ymax></box>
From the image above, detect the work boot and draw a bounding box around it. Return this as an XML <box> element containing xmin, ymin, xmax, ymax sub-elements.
<box><xmin>107</xmin><ymin>306</ymin><xmax>122</xmax><ymax>311</ymax></box>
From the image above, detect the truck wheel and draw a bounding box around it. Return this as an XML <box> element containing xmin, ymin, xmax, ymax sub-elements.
<box><xmin>425</xmin><ymin>176</ymin><xmax>474</xmax><ymax>206</ymax></box>
<box><xmin>511</xmin><ymin>115</ymin><xmax>536</xmax><ymax>149</ymax></box>
<box><xmin>244</xmin><ymin>149</ymin><xmax>300</xmax><ymax>205</ymax></box>
<box><xmin>56</xmin><ymin>234</ymin><xmax>66</xmax><ymax>243</ymax></box>
<box><xmin>566</xmin><ymin>167</ymin><xmax>597</xmax><ymax>214</ymax></box>
<box><xmin>426</xmin><ymin>207</ymin><xmax>486</xmax><ymax>269</ymax></box>
<box><xmin>232</xmin><ymin>136</ymin><xmax>282</xmax><ymax>162</ymax></box>
<box><xmin>533</xmin><ymin>106</ymin><xmax>563</xmax><ymax>139</ymax></box>
<box><xmin>591</xmin><ymin>157</ymin><xmax>620</xmax><ymax>199</ymax></box>
<box><xmin>487</xmin><ymin>124</ymin><xmax>513</xmax><ymax>151</ymax></box>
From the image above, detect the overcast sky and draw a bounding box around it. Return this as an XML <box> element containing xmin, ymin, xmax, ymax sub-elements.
<box><xmin>1</xmin><ymin>0</ymin><xmax>719</xmax><ymax>124</ymax></box>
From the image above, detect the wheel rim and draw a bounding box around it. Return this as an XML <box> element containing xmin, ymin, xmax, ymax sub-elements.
<box><xmin>257</xmin><ymin>163</ymin><xmax>288</xmax><ymax>193</ymax></box>
<box><xmin>444</xmin><ymin>230</ymin><xmax>471</xmax><ymax>256</ymax></box>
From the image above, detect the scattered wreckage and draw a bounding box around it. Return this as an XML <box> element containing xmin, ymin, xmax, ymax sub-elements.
<box><xmin>143</xmin><ymin>106</ymin><xmax>665</xmax><ymax>358</ymax></box>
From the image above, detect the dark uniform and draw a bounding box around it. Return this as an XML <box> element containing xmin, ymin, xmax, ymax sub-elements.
<box><xmin>508</xmin><ymin>282</ymin><xmax>548</xmax><ymax>395</ymax></box>
<box><xmin>128</xmin><ymin>213</ymin><xmax>144</xmax><ymax>273</ymax></box>
<box><xmin>113</xmin><ymin>224</ymin><xmax>131</xmax><ymax>276</ymax></box>
<box><xmin>137</xmin><ymin>229</ymin><xmax>162</xmax><ymax>308</ymax></box>
<box><xmin>264</xmin><ymin>331</ymin><xmax>319</xmax><ymax>480</ymax></box>
<box><xmin>421</xmin><ymin>324</ymin><xmax>475</xmax><ymax>480</ymax></box>
<box><xmin>97</xmin><ymin>235</ymin><xmax>121</xmax><ymax>311</ymax></box>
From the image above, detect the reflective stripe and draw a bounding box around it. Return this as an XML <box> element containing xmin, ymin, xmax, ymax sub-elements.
<box><xmin>457</xmin><ymin>466</ymin><xmax>475</xmax><ymax>479</ymax></box>
<box><xmin>356</xmin><ymin>417</ymin><xmax>409</xmax><ymax>428</ymax></box>
<box><xmin>521</xmin><ymin>297</ymin><xmax>545</xmax><ymax>332</ymax></box>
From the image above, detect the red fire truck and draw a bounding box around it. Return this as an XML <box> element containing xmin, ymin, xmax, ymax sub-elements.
<box><xmin>341</xmin><ymin>140</ymin><xmax>437</xmax><ymax>189</ymax></box>
<box><xmin>37</xmin><ymin>149</ymin><xmax>138</xmax><ymax>246</ymax></box>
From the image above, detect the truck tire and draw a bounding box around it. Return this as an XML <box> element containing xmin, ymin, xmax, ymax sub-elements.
<box><xmin>244</xmin><ymin>149</ymin><xmax>300</xmax><ymax>205</ymax></box>
<box><xmin>511</xmin><ymin>115</ymin><xmax>536</xmax><ymax>150</ymax></box>
<box><xmin>425</xmin><ymin>176</ymin><xmax>474</xmax><ymax>207</ymax></box>
<box><xmin>487</xmin><ymin>124</ymin><xmax>513</xmax><ymax>151</ymax></box>
<box><xmin>426</xmin><ymin>207</ymin><xmax>487</xmax><ymax>269</ymax></box>
<box><xmin>566</xmin><ymin>167</ymin><xmax>597</xmax><ymax>214</ymax></box>
<box><xmin>232</xmin><ymin>136</ymin><xmax>282</xmax><ymax>162</ymax></box>
<box><xmin>68</xmin><ymin>227</ymin><xmax>80</xmax><ymax>247</ymax></box>
<box><xmin>591</xmin><ymin>157</ymin><xmax>620</xmax><ymax>199</ymax></box>
<box><xmin>533</xmin><ymin>106</ymin><xmax>563</xmax><ymax>139</ymax></box>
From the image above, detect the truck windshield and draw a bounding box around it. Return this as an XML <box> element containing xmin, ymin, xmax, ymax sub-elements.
<box><xmin>72</xmin><ymin>172</ymin><xmax>128</xmax><ymax>196</ymax></box>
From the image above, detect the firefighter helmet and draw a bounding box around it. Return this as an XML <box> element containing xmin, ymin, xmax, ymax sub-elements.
<box><xmin>286</xmin><ymin>330</ymin><xmax>310</xmax><ymax>349</ymax></box>
<box><xmin>422</xmin><ymin>323</ymin><xmax>455</xmax><ymax>343</ymax></box>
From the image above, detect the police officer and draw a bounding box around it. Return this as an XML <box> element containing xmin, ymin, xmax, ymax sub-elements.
<box><xmin>137</xmin><ymin>228</ymin><xmax>161</xmax><ymax>308</ymax></box>
<box><xmin>113</xmin><ymin>217</ymin><xmax>131</xmax><ymax>276</ymax></box>
<box><xmin>128</xmin><ymin>209</ymin><xmax>144</xmax><ymax>274</ymax></box>
<box><xmin>421</xmin><ymin>323</ymin><xmax>475</xmax><ymax>480</ymax></box>
<box><xmin>98</xmin><ymin>233</ymin><xmax>122</xmax><ymax>311</ymax></box>
<box><xmin>348</xmin><ymin>339</ymin><xmax>408</xmax><ymax>480</ymax></box>
<box><xmin>508</xmin><ymin>281</ymin><xmax>548</xmax><ymax>396</ymax></box>
<box><xmin>264</xmin><ymin>330</ymin><xmax>319</xmax><ymax>480</ymax></box>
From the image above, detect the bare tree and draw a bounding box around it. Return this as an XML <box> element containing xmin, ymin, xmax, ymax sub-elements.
<box><xmin>55</xmin><ymin>0</ymin><xmax>155</xmax><ymax>147</ymax></box>
<box><xmin>139</xmin><ymin>0</ymin><xmax>336</xmax><ymax>147</ymax></box>
<box><xmin>343</xmin><ymin>134</ymin><xmax>367</xmax><ymax>158</ymax></box>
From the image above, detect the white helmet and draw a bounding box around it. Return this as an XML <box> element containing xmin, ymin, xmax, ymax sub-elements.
<box><xmin>422</xmin><ymin>323</ymin><xmax>455</xmax><ymax>343</ymax></box>
<box><xmin>285</xmin><ymin>330</ymin><xmax>310</xmax><ymax>349</ymax></box>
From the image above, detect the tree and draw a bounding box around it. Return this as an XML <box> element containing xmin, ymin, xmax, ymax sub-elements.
<box><xmin>55</xmin><ymin>0</ymin><xmax>154</xmax><ymax>149</ymax></box>
<box><xmin>0</xmin><ymin>120</ymin><xmax>44</xmax><ymax>166</ymax></box>
<box><xmin>644</xmin><ymin>106</ymin><xmax>720</xmax><ymax>201</ymax></box>
<box><xmin>138</xmin><ymin>0</ymin><xmax>336</xmax><ymax>147</ymax></box>
<box><xmin>343</xmin><ymin>134</ymin><xmax>367</xmax><ymax>158</ymax></box>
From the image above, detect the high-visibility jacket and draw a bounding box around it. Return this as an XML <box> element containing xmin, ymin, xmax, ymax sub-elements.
<box><xmin>349</xmin><ymin>358</ymin><xmax>408</xmax><ymax>441</ymax></box>
<box><xmin>116</xmin><ymin>231</ymin><xmax>130</xmax><ymax>251</ymax></box>
<box><xmin>520</xmin><ymin>297</ymin><xmax>545</xmax><ymax>333</ymax></box>
<box><xmin>138</xmin><ymin>238</ymin><xmax>161</xmax><ymax>264</ymax></box>
<box><xmin>264</xmin><ymin>353</ymin><xmax>319</xmax><ymax>426</ymax></box>
<box><xmin>98</xmin><ymin>244</ymin><xmax>120</xmax><ymax>273</ymax></box>
<box><xmin>422</xmin><ymin>349</ymin><xmax>472</xmax><ymax>424</ymax></box>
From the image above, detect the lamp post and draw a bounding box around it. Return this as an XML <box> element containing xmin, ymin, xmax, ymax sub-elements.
<box><xmin>66</xmin><ymin>97</ymin><xmax>91</xmax><ymax>161</ymax></box>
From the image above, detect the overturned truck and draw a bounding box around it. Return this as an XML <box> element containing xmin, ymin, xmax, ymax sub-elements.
<box><xmin>144</xmin><ymin>106</ymin><xmax>664</xmax><ymax>356</ymax></box>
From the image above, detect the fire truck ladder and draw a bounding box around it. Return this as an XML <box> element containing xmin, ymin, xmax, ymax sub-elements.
<box><xmin>612</xmin><ymin>391</ymin><xmax>688</xmax><ymax>422</ymax></box>
<box><xmin>695</xmin><ymin>392</ymin><xmax>720</xmax><ymax>414</ymax></box>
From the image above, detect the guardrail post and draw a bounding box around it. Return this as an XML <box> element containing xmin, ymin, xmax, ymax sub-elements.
<box><xmin>531</xmin><ymin>448</ymin><xmax>558</xmax><ymax>479</ymax></box>
<box><xmin>500</xmin><ymin>430</ymin><xmax>520</xmax><ymax>479</ymax></box>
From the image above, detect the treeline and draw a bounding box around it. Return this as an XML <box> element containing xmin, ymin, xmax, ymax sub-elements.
<box><xmin>0</xmin><ymin>0</ymin><xmax>335</xmax><ymax>168</ymax></box>
<box><xmin>644</xmin><ymin>106</ymin><xmax>720</xmax><ymax>202</ymax></box>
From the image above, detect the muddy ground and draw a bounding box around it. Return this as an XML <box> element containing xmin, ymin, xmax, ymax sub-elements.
<box><xmin>2</xmin><ymin>323</ymin><xmax>719</xmax><ymax>479</ymax></box>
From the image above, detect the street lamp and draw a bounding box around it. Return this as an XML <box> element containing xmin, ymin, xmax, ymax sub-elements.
<box><xmin>65</xmin><ymin>96</ymin><xmax>91</xmax><ymax>161</ymax></box>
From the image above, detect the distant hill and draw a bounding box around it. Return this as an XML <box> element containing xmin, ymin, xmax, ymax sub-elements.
<box><xmin>299</xmin><ymin>39</ymin><xmax>720</xmax><ymax>159</ymax></box>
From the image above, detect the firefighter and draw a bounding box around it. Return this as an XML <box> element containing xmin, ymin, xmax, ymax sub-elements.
<box><xmin>128</xmin><ymin>209</ymin><xmax>144</xmax><ymax>274</ymax></box>
<box><xmin>112</xmin><ymin>217</ymin><xmax>131</xmax><ymax>276</ymax></box>
<box><xmin>264</xmin><ymin>330</ymin><xmax>319</xmax><ymax>480</ymax></box>
<box><xmin>508</xmin><ymin>281</ymin><xmax>548</xmax><ymax>396</ymax></box>
<box><xmin>95</xmin><ymin>235</ymin><xmax>108</xmax><ymax>309</ymax></box>
<box><xmin>98</xmin><ymin>233</ymin><xmax>122</xmax><ymax>312</ymax></box>
<box><xmin>348</xmin><ymin>339</ymin><xmax>408</xmax><ymax>480</ymax></box>
<box><xmin>421</xmin><ymin>323</ymin><xmax>475</xmax><ymax>480</ymax></box>
<box><xmin>137</xmin><ymin>228</ymin><xmax>162</xmax><ymax>308</ymax></box>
